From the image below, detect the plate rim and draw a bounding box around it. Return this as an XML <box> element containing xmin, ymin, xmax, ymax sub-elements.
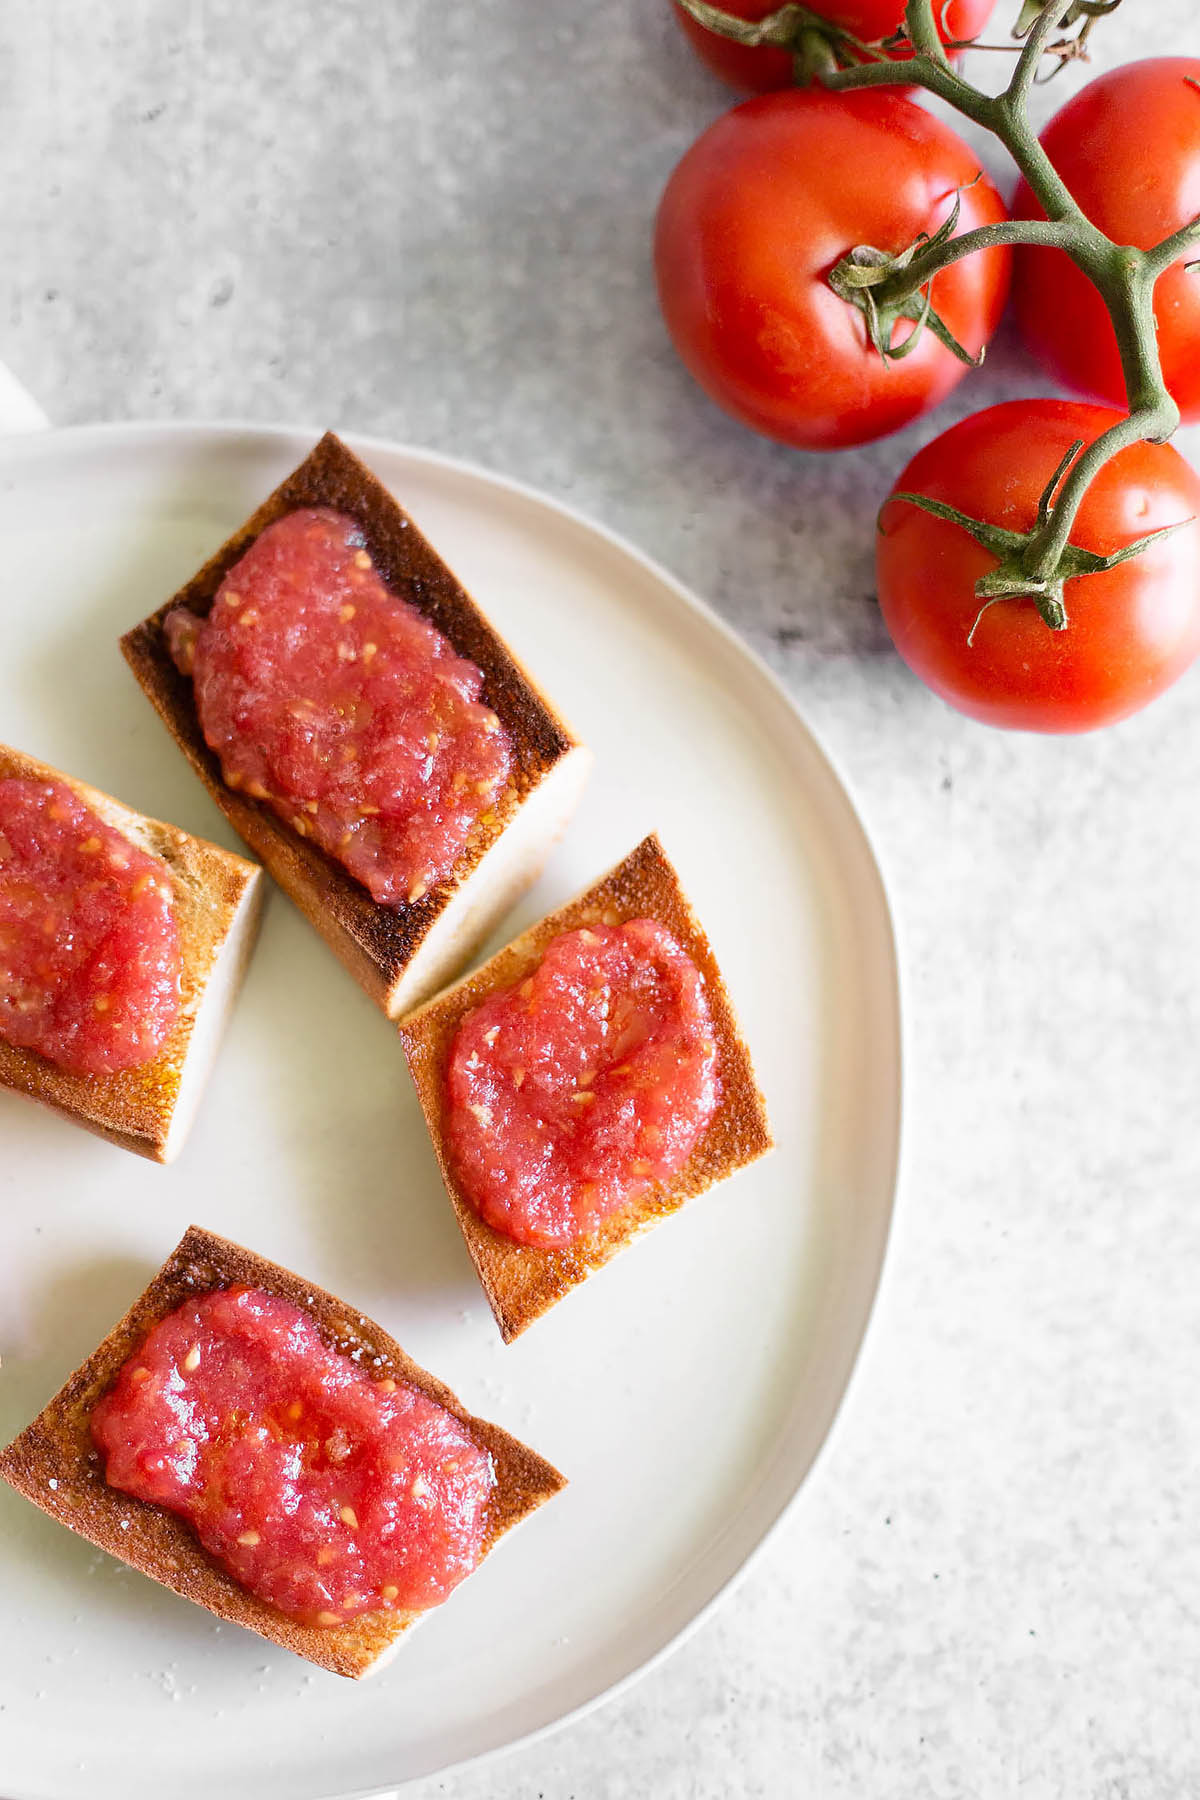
<box><xmin>0</xmin><ymin>418</ymin><xmax>907</xmax><ymax>1800</ymax></box>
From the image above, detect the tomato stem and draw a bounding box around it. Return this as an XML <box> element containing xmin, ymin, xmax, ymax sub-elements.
<box><xmin>842</xmin><ymin>216</ymin><xmax>1063</xmax><ymax>334</ymax></box>
<box><xmin>1144</xmin><ymin>213</ymin><xmax>1200</xmax><ymax>280</ymax></box>
<box><xmin>678</xmin><ymin>0</ymin><xmax>1182</xmax><ymax>628</ymax></box>
<box><xmin>825</xmin><ymin>0</ymin><xmax>1190</xmax><ymax>621</ymax></box>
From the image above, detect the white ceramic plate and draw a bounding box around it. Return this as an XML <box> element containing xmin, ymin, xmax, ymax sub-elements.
<box><xmin>0</xmin><ymin>423</ymin><xmax>901</xmax><ymax>1800</ymax></box>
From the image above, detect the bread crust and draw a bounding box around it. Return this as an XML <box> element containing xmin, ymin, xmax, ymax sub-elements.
<box><xmin>0</xmin><ymin>1226</ymin><xmax>566</xmax><ymax>1679</ymax></box>
<box><xmin>0</xmin><ymin>743</ymin><xmax>263</xmax><ymax>1160</ymax></box>
<box><xmin>119</xmin><ymin>431</ymin><xmax>589</xmax><ymax>1016</ymax></box>
<box><xmin>398</xmin><ymin>834</ymin><xmax>773</xmax><ymax>1342</ymax></box>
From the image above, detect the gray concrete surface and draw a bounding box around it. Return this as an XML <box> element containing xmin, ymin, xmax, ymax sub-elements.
<box><xmin>2</xmin><ymin>2</ymin><xmax>1199</xmax><ymax>1795</ymax></box>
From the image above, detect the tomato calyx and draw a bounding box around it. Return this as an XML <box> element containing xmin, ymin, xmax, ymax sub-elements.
<box><xmin>673</xmin><ymin>0</ymin><xmax>894</xmax><ymax>82</ymax></box>
<box><xmin>827</xmin><ymin>182</ymin><xmax>986</xmax><ymax>367</ymax></box>
<box><xmin>889</xmin><ymin>438</ymin><xmax>1195</xmax><ymax>640</ymax></box>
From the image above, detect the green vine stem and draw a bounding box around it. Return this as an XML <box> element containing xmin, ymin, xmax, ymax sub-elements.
<box><xmin>672</xmin><ymin>0</ymin><xmax>1200</xmax><ymax>627</ymax></box>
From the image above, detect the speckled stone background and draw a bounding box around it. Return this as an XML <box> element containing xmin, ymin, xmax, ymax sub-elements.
<box><xmin>3</xmin><ymin>3</ymin><xmax>1200</xmax><ymax>1795</ymax></box>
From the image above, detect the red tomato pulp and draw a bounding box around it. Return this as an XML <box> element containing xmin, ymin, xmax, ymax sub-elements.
<box><xmin>167</xmin><ymin>508</ymin><xmax>513</xmax><ymax>907</ymax></box>
<box><xmin>0</xmin><ymin>779</ymin><xmax>180</xmax><ymax>1075</ymax></box>
<box><xmin>447</xmin><ymin>921</ymin><xmax>719</xmax><ymax>1248</ymax></box>
<box><xmin>92</xmin><ymin>1286</ymin><xmax>495</xmax><ymax>1627</ymax></box>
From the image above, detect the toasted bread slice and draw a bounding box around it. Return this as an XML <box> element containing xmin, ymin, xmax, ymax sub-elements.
<box><xmin>0</xmin><ymin>744</ymin><xmax>263</xmax><ymax>1162</ymax></box>
<box><xmin>120</xmin><ymin>432</ymin><xmax>591</xmax><ymax>1019</ymax></box>
<box><xmin>0</xmin><ymin>1225</ymin><xmax>565</xmax><ymax>1679</ymax></box>
<box><xmin>398</xmin><ymin>834</ymin><xmax>773</xmax><ymax>1341</ymax></box>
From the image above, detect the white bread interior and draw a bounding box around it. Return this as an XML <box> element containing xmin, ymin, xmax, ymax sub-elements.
<box><xmin>160</xmin><ymin>865</ymin><xmax>263</xmax><ymax>1160</ymax></box>
<box><xmin>388</xmin><ymin>743</ymin><xmax>593</xmax><ymax>1017</ymax></box>
<box><xmin>0</xmin><ymin>743</ymin><xmax>264</xmax><ymax>1161</ymax></box>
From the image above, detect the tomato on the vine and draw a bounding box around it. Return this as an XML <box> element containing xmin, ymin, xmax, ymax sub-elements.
<box><xmin>671</xmin><ymin>0</ymin><xmax>996</xmax><ymax>94</ymax></box>
<box><xmin>876</xmin><ymin>400</ymin><xmax>1200</xmax><ymax>732</ymax></box>
<box><xmin>1013</xmin><ymin>58</ymin><xmax>1200</xmax><ymax>422</ymax></box>
<box><xmin>654</xmin><ymin>89</ymin><xmax>1010</xmax><ymax>451</ymax></box>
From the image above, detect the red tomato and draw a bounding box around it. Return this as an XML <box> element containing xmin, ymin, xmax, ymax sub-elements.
<box><xmin>876</xmin><ymin>400</ymin><xmax>1200</xmax><ymax>732</ymax></box>
<box><xmin>654</xmin><ymin>89</ymin><xmax>1011</xmax><ymax>451</ymax></box>
<box><xmin>1013</xmin><ymin>59</ymin><xmax>1200</xmax><ymax>422</ymax></box>
<box><xmin>672</xmin><ymin>0</ymin><xmax>996</xmax><ymax>94</ymax></box>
